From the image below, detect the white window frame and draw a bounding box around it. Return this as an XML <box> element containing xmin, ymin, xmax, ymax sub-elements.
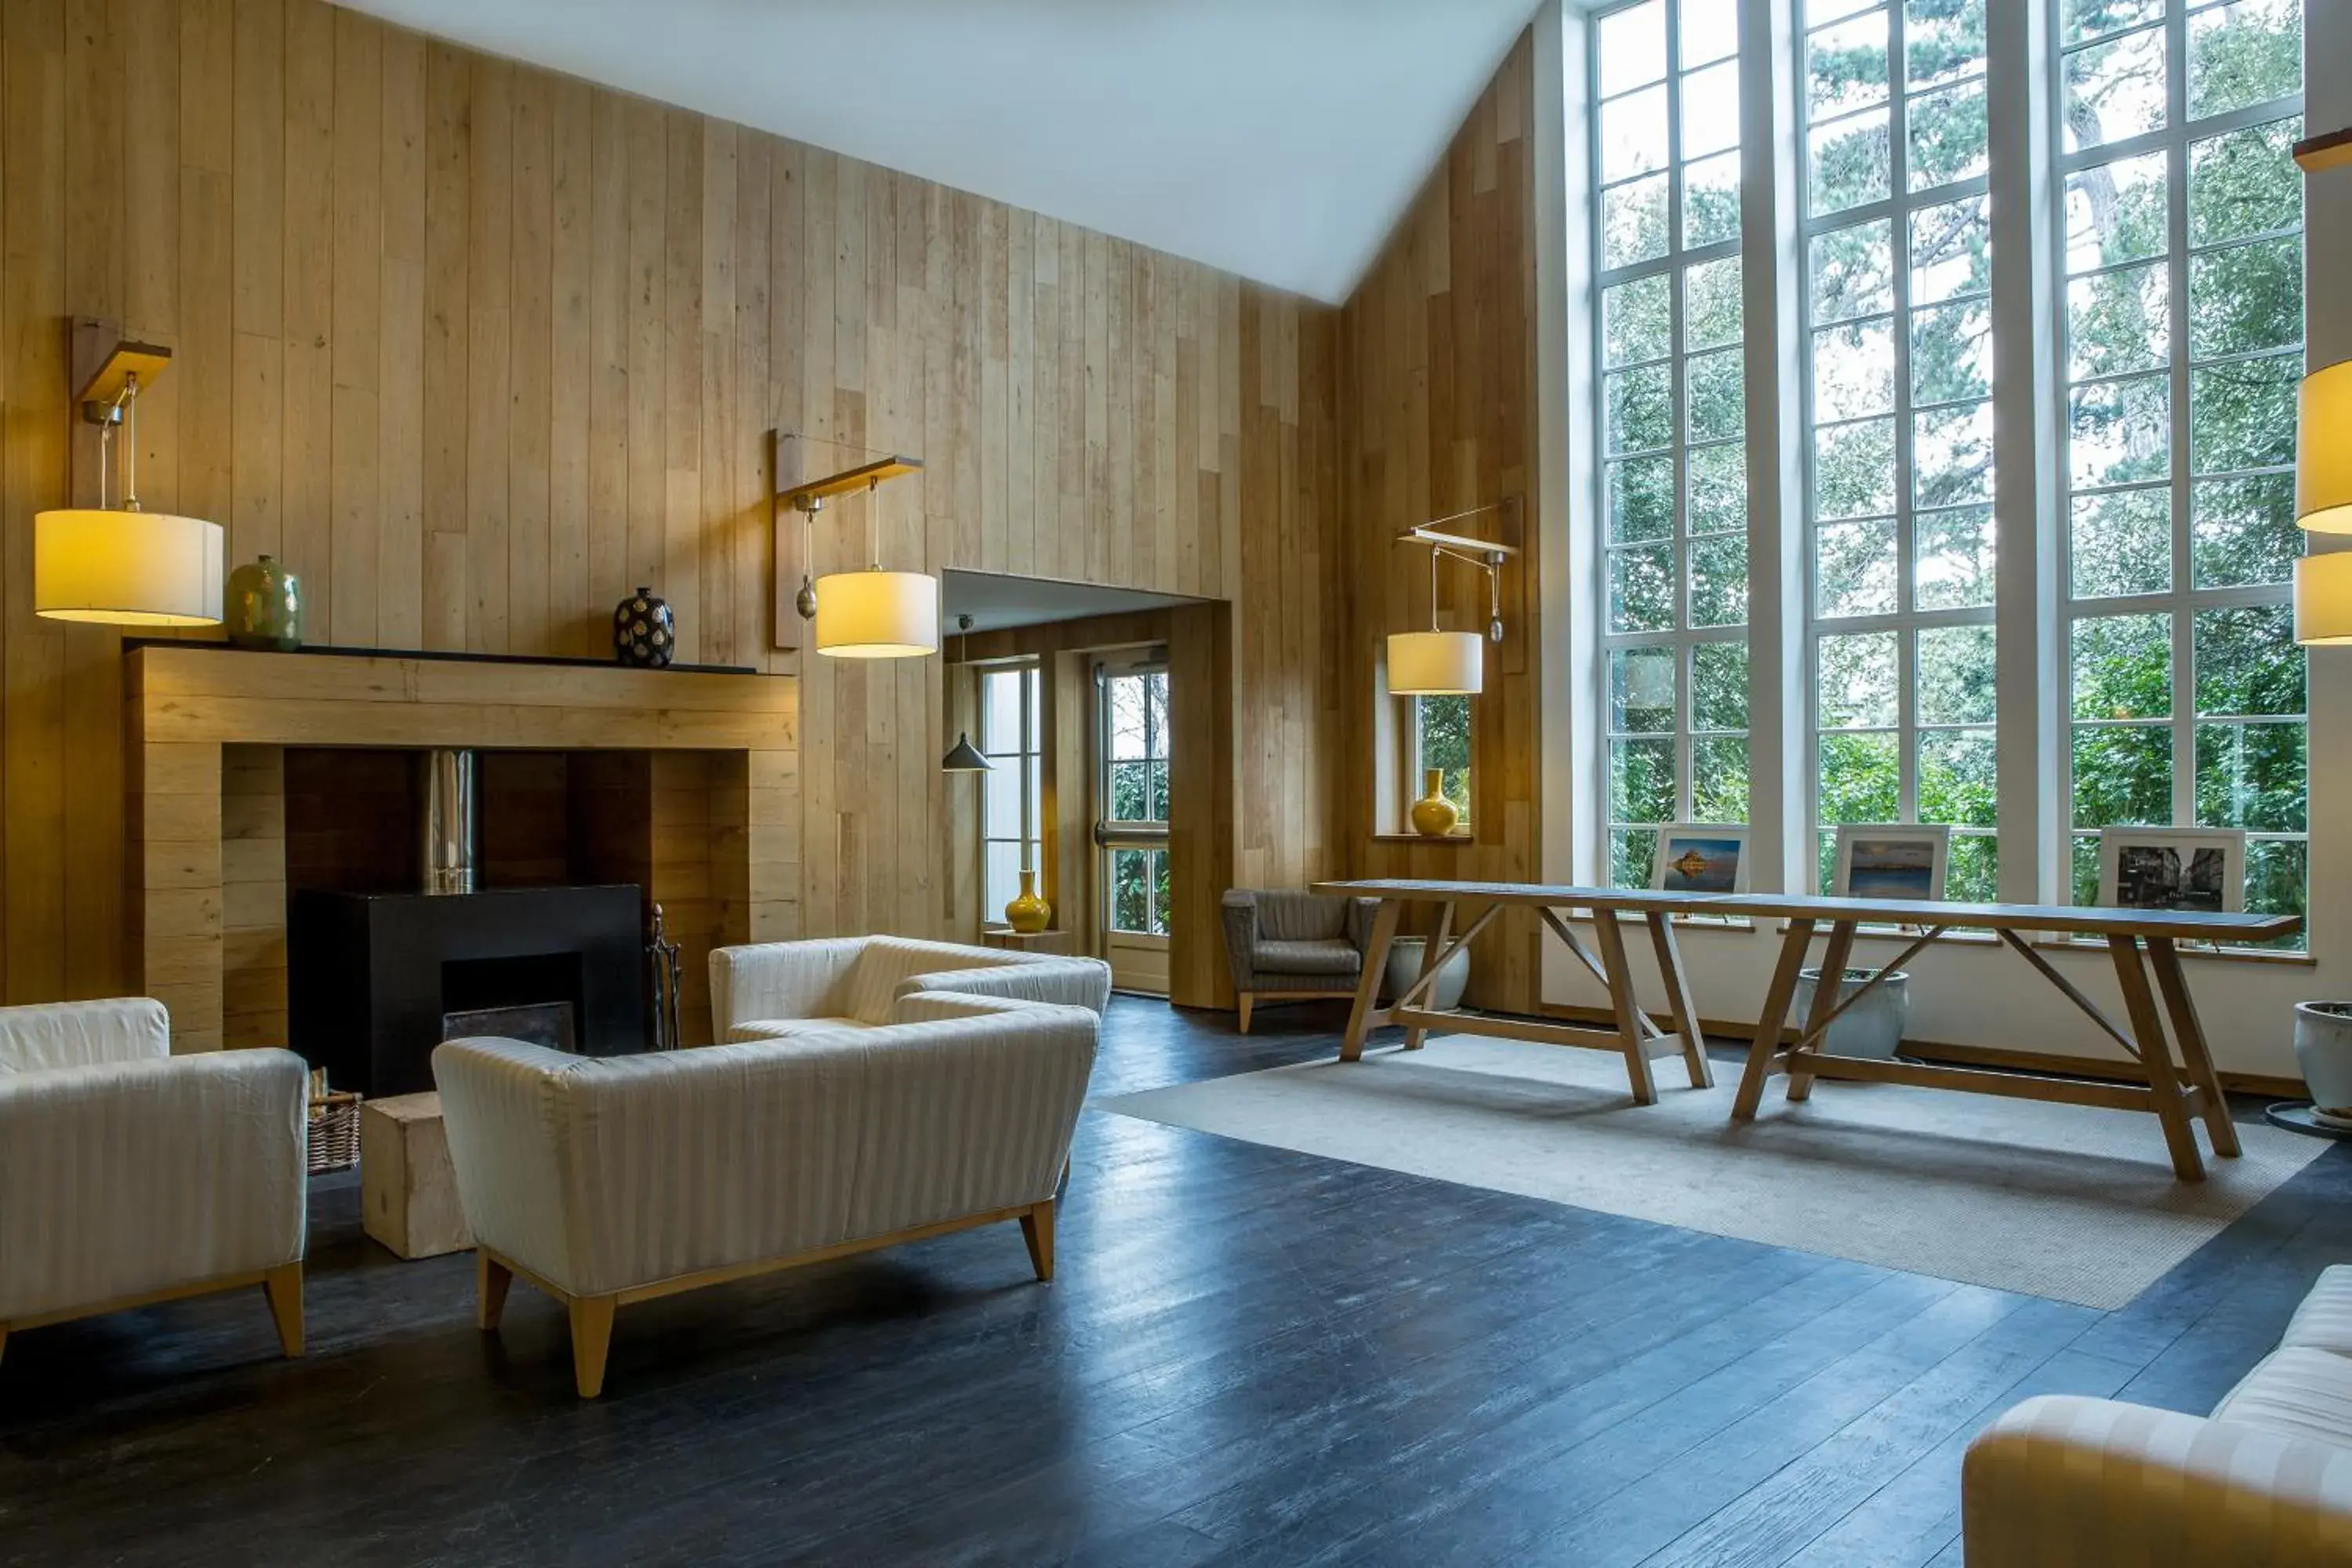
<box><xmin>2051</xmin><ymin>0</ymin><xmax>2307</xmax><ymax>935</ymax></box>
<box><xmin>1592</xmin><ymin>0</ymin><xmax>1755</xmax><ymax>887</ymax></box>
<box><xmin>1795</xmin><ymin>0</ymin><xmax>2000</xmax><ymax>895</ymax></box>
<box><xmin>978</xmin><ymin>662</ymin><xmax>1043</xmax><ymax>924</ymax></box>
<box><xmin>1097</xmin><ymin>659</ymin><xmax>1171</xmax><ymax>941</ymax></box>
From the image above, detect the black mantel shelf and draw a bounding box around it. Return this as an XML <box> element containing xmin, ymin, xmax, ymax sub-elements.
<box><xmin>122</xmin><ymin>637</ymin><xmax>759</xmax><ymax>676</ymax></box>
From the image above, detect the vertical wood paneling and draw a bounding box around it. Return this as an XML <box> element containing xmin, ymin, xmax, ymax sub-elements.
<box><xmin>2</xmin><ymin>0</ymin><xmax>1345</xmax><ymax>1014</ymax></box>
<box><xmin>1341</xmin><ymin>33</ymin><xmax>1542</xmax><ymax>1012</ymax></box>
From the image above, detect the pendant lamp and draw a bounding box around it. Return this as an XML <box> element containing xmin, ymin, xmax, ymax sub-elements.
<box><xmin>811</xmin><ymin>476</ymin><xmax>939</xmax><ymax>659</ymax></box>
<box><xmin>941</xmin><ymin>617</ymin><xmax>993</xmax><ymax>770</ymax></box>
<box><xmin>36</xmin><ymin>345</ymin><xmax>223</xmax><ymax>626</ymax></box>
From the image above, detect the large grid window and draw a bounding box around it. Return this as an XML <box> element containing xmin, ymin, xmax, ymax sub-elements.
<box><xmin>979</xmin><ymin>664</ymin><xmax>1044</xmax><ymax>920</ymax></box>
<box><xmin>1595</xmin><ymin>0</ymin><xmax>1752</xmax><ymax>888</ymax></box>
<box><xmin>1799</xmin><ymin>0</ymin><xmax>2000</xmax><ymax>899</ymax></box>
<box><xmin>2056</xmin><ymin>0</ymin><xmax>2305</xmax><ymax>942</ymax></box>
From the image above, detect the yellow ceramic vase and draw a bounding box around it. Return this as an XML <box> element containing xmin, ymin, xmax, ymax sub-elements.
<box><xmin>1410</xmin><ymin>768</ymin><xmax>1460</xmax><ymax>838</ymax></box>
<box><xmin>1005</xmin><ymin>869</ymin><xmax>1052</xmax><ymax>934</ymax></box>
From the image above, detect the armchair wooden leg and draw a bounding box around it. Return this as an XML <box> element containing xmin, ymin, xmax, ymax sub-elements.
<box><xmin>261</xmin><ymin>1263</ymin><xmax>304</xmax><ymax>1359</ymax></box>
<box><xmin>477</xmin><ymin>1251</ymin><xmax>515</xmax><ymax>1332</ymax></box>
<box><xmin>568</xmin><ymin>1294</ymin><xmax>619</xmax><ymax>1399</ymax></box>
<box><xmin>1020</xmin><ymin>1201</ymin><xmax>1056</xmax><ymax>1283</ymax></box>
<box><xmin>1237</xmin><ymin>993</ymin><xmax>1254</xmax><ymax>1033</ymax></box>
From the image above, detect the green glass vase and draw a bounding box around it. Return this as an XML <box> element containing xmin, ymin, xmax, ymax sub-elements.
<box><xmin>224</xmin><ymin>554</ymin><xmax>303</xmax><ymax>651</ymax></box>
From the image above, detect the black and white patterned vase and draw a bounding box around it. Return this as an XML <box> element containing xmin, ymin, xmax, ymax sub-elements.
<box><xmin>612</xmin><ymin>586</ymin><xmax>675</xmax><ymax>668</ymax></box>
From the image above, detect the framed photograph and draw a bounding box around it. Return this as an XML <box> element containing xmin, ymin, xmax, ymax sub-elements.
<box><xmin>1831</xmin><ymin>824</ymin><xmax>1951</xmax><ymax>902</ymax></box>
<box><xmin>2097</xmin><ymin>827</ymin><xmax>2244</xmax><ymax>913</ymax></box>
<box><xmin>1650</xmin><ymin>825</ymin><xmax>1751</xmax><ymax>895</ymax></box>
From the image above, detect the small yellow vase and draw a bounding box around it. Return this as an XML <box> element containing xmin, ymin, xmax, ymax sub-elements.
<box><xmin>1005</xmin><ymin>869</ymin><xmax>1052</xmax><ymax>934</ymax></box>
<box><xmin>1410</xmin><ymin>768</ymin><xmax>1460</xmax><ymax>838</ymax></box>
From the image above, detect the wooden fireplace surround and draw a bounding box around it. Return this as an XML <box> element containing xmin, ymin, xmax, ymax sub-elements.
<box><xmin>126</xmin><ymin>646</ymin><xmax>797</xmax><ymax>1054</ymax></box>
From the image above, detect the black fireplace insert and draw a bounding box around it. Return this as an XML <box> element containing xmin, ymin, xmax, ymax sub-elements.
<box><xmin>289</xmin><ymin>884</ymin><xmax>647</xmax><ymax>1097</ymax></box>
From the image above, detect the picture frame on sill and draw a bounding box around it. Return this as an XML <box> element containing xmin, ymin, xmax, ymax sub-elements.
<box><xmin>1650</xmin><ymin>824</ymin><xmax>1751</xmax><ymax>895</ymax></box>
<box><xmin>1831</xmin><ymin>823</ymin><xmax>1951</xmax><ymax>902</ymax></box>
<box><xmin>2097</xmin><ymin>826</ymin><xmax>2245</xmax><ymax>914</ymax></box>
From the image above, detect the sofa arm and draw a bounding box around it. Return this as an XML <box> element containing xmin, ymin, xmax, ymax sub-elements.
<box><xmin>432</xmin><ymin>1036</ymin><xmax>589</xmax><ymax>1294</ymax></box>
<box><xmin>1221</xmin><ymin>891</ymin><xmax>1259</xmax><ymax>992</ymax></box>
<box><xmin>0</xmin><ymin>1048</ymin><xmax>307</xmax><ymax>1323</ymax></box>
<box><xmin>709</xmin><ymin>938</ymin><xmax>864</xmax><ymax>1034</ymax></box>
<box><xmin>1345</xmin><ymin>897</ymin><xmax>1381</xmax><ymax>954</ymax></box>
<box><xmin>901</xmin><ymin>959</ymin><xmax>1111</xmax><ymax>1016</ymax></box>
<box><xmin>0</xmin><ymin>996</ymin><xmax>171</xmax><ymax>1073</ymax></box>
<box><xmin>1962</xmin><ymin>1396</ymin><xmax>2352</xmax><ymax>1566</ymax></box>
<box><xmin>895</xmin><ymin>990</ymin><xmax>1058</xmax><ymax>1025</ymax></box>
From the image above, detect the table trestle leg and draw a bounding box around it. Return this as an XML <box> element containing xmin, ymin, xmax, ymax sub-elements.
<box><xmin>1734</xmin><ymin>919</ymin><xmax>1817</xmax><ymax>1120</ymax></box>
<box><xmin>2146</xmin><ymin>936</ymin><xmax>2241</xmax><ymax>1160</ymax></box>
<box><xmin>1787</xmin><ymin>920</ymin><xmax>1858</xmax><ymax>1102</ymax></box>
<box><xmin>1341</xmin><ymin>900</ymin><xmax>1403</xmax><ymax>1064</ymax></box>
<box><xmin>1784</xmin><ymin>924</ymin><xmax>1948</xmax><ymax>1056</ymax></box>
<box><xmin>2106</xmin><ymin>935</ymin><xmax>2205</xmax><ymax>1182</ymax></box>
<box><xmin>1588</xmin><ymin>909</ymin><xmax>1658</xmax><ymax>1106</ymax></box>
<box><xmin>1646</xmin><ymin>911</ymin><xmax>1713</xmax><ymax>1088</ymax></box>
<box><xmin>1402</xmin><ymin>902</ymin><xmax>1457</xmax><ymax>1051</ymax></box>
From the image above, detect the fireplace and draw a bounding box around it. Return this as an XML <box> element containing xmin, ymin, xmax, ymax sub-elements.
<box><xmin>289</xmin><ymin>885</ymin><xmax>646</xmax><ymax>1096</ymax></box>
<box><xmin>285</xmin><ymin>746</ymin><xmax>648</xmax><ymax>1096</ymax></box>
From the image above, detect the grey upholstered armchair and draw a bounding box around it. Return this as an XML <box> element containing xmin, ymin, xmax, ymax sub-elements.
<box><xmin>1221</xmin><ymin>888</ymin><xmax>1380</xmax><ymax>1032</ymax></box>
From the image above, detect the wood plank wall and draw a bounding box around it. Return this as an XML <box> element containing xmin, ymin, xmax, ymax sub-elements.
<box><xmin>0</xmin><ymin>0</ymin><xmax>1339</xmax><ymax>1011</ymax></box>
<box><xmin>1339</xmin><ymin>33</ymin><xmax>1545</xmax><ymax>1013</ymax></box>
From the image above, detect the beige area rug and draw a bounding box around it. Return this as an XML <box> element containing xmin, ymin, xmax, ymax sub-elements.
<box><xmin>1098</xmin><ymin>1036</ymin><xmax>2330</xmax><ymax>1309</ymax></box>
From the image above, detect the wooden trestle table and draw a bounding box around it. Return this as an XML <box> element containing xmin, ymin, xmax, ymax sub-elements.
<box><xmin>1310</xmin><ymin>878</ymin><xmax>2299</xmax><ymax>1181</ymax></box>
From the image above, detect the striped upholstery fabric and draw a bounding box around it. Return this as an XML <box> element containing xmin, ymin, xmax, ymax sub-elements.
<box><xmin>1964</xmin><ymin>1395</ymin><xmax>2352</xmax><ymax>1563</ymax></box>
<box><xmin>2212</xmin><ymin>1348</ymin><xmax>2352</xmax><ymax>1448</ymax></box>
<box><xmin>0</xmin><ymin>996</ymin><xmax>170</xmax><ymax>1075</ymax></box>
<box><xmin>2283</xmin><ymin>1267</ymin><xmax>2352</xmax><ymax>1357</ymax></box>
<box><xmin>1967</xmin><ymin>1265</ymin><xmax>2352</xmax><ymax>1564</ymax></box>
<box><xmin>0</xmin><ymin>1044</ymin><xmax>308</xmax><ymax>1322</ymax></box>
<box><xmin>432</xmin><ymin>1002</ymin><xmax>1098</xmax><ymax>1301</ymax></box>
<box><xmin>898</xmin><ymin>961</ymin><xmax>1112</xmax><ymax>1017</ymax></box>
<box><xmin>711</xmin><ymin>936</ymin><xmax>1110</xmax><ymax>1041</ymax></box>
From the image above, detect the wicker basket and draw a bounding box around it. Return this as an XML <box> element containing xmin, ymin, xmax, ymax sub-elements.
<box><xmin>307</xmin><ymin>1089</ymin><xmax>363</xmax><ymax>1175</ymax></box>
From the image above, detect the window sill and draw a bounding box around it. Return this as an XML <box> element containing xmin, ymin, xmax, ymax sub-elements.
<box><xmin>1758</xmin><ymin>924</ymin><xmax>2314</xmax><ymax>965</ymax></box>
<box><xmin>2038</xmin><ymin>936</ymin><xmax>2314</xmax><ymax>967</ymax></box>
<box><xmin>1371</xmin><ymin>832</ymin><xmax>1475</xmax><ymax>845</ymax></box>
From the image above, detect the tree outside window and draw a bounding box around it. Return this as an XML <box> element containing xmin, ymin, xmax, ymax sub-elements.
<box><xmin>2057</xmin><ymin>0</ymin><xmax>2304</xmax><ymax>946</ymax></box>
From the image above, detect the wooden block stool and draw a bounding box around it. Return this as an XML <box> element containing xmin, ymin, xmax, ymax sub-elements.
<box><xmin>361</xmin><ymin>1092</ymin><xmax>472</xmax><ymax>1260</ymax></box>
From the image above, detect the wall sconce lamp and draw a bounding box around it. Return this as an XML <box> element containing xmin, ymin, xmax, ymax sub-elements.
<box><xmin>35</xmin><ymin>332</ymin><xmax>223</xmax><ymax>626</ymax></box>
<box><xmin>1387</xmin><ymin>499</ymin><xmax>1518</xmax><ymax>695</ymax></box>
<box><xmin>2294</xmin><ymin>359</ymin><xmax>2352</xmax><ymax>644</ymax></box>
<box><xmin>772</xmin><ymin>434</ymin><xmax>935</xmax><ymax>658</ymax></box>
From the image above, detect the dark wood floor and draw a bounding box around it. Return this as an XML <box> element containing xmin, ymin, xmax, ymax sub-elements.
<box><xmin>2</xmin><ymin>997</ymin><xmax>2346</xmax><ymax>1566</ymax></box>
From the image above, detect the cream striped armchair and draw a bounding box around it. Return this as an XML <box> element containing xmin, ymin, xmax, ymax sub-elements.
<box><xmin>0</xmin><ymin>999</ymin><xmax>308</xmax><ymax>1374</ymax></box>
<box><xmin>1964</xmin><ymin>1265</ymin><xmax>2352</xmax><ymax>1563</ymax></box>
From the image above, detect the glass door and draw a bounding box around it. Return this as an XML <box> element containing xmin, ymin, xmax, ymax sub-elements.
<box><xmin>1097</xmin><ymin>659</ymin><xmax>1171</xmax><ymax>993</ymax></box>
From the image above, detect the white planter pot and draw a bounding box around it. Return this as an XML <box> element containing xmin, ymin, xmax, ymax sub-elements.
<box><xmin>1791</xmin><ymin>967</ymin><xmax>1911</xmax><ymax>1060</ymax></box>
<box><xmin>1384</xmin><ymin>937</ymin><xmax>1470</xmax><ymax>1011</ymax></box>
<box><xmin>2293</xmin><ymin>1001</ymin><xmax>2352</xmax><ymax>1118</ymax></box>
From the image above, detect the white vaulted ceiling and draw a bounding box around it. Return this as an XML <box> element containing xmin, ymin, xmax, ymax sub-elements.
<box><xmin>332</xmin><ymin>0</ymin><xmax>1541</xmax><ymax>303</ymax></box>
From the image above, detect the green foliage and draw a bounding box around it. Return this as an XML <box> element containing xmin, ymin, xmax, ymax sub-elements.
<box><xmin>1417</xmin><ymin>695</ymin><xmax>1474</xmax><ymax>825</ymax></box>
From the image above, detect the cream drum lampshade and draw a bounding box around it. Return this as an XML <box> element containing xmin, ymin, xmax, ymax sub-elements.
<box><xmin>1388</xmin><ymin>629</ymin><xmax>1483</xmax><ymax>695</ymax></box>
<box><xmin>813</xmin><ymin>567</ymin><xmax>939</xmax><ymax>658</ymax></box>
<box><xmin>2294</xmin><ymin>550</ymin><xmax>2352</xmax><ymax>644</ymax></box>
<box><xmin>34</xmin><ymin>508</ymin><xmax>224</xmax><ymax>626</ymax></box>
<box><xmin>2298</xmin><ymin>360</ymin><xmax>2352</xmax><ymax>534</ymax></box>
